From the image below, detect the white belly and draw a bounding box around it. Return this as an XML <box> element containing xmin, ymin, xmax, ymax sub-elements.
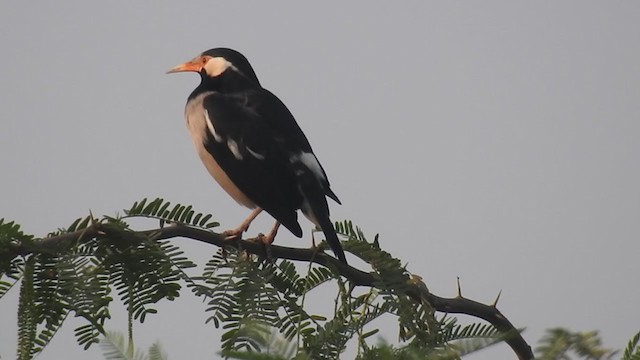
<box><xmin>185</xmin><ymin>93</ymin><xmax>256</xmax><ymax>209</ymax></box>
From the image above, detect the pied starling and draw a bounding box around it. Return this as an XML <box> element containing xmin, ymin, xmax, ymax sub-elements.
<box><xmin>167</xmin><ymin>48</ymin><xmax>346</xmax><ymax>264</ymax></box>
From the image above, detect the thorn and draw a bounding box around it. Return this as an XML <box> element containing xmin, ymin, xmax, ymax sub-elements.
<box><xmin>492</xmin><ymin>289</ymin><xmax>502</xmax><ymax>307</ymax></box>
<box><xmin>456</xmin><ymin>277</ymin><xmax>462</xmax><ymax>298</ymax></box>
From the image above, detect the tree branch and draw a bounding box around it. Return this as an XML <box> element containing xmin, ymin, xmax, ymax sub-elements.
<box><xmin>9</xmin><ymin>223</ymin><xmax>534</xmax><ymax>360</ymax></box>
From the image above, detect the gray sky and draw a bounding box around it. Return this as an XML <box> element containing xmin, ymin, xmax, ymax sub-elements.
<box><xmin>1</xmin><ymin>2</ymin><xmax>639</xmax><ymax>359</ymax></box>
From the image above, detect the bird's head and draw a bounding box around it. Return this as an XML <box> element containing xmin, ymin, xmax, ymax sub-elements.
<box><xmin>167</xmin><ymin>48</ymin><xmax>260</xmax><ymax>91</ymax></box>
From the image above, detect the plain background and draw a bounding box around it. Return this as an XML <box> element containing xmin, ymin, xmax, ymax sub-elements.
<box><xmin>1</xmin><ymin>2</ymin><xmax>639</xmax><ymax>359</ymax></box>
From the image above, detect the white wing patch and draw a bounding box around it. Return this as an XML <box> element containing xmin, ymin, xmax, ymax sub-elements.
<box><xmin>204</xmin><ymin>109</ymin><xmax>223</xmax><ymax>143</ymax></box>
<box><xmin>227</xmin><ymin>139</ymin><xmax>243</xmax><ymax>160</ymax></box>
<box><xmin>246</xmin><ymin>146</ymin><xmax>265</xmax><ymax>160</ymax></box>
<box><xmin>291</xmin><ymin>152</ymin><xmax>327</xmax><ymax>183</ymax></box>
<box><xmin>203</xmin><ymin>108</ymin><xmax>264</xmax><ymax>161</ymax></box>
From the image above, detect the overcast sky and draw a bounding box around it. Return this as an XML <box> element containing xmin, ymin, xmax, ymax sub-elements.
<box><xmin>1</xmin><ymin>2</ymin><xmax>639</xmax><ymax>359</ymax></box>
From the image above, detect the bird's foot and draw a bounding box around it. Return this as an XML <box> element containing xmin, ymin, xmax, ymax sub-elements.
<box><xmin>222</xmin><ymin>227</ymin><xmax>245</xmax><ymax>240</ymax></box>
<box><xmin>255</xmin><ymin>232</ymin><xmax>275</xmax><ymax>245</ymax></box>
<box><xmin>251</xmin><ymin>222</ymin><xmax>280</xmax><ymax>245</ymax></box>
<box><xmin>253</xmin><ymin>233</ymin><xmax>274</xmax><ymax>261</ymax></box>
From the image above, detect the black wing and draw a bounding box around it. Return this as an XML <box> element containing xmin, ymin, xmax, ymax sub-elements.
<box><xmin>201</xmin><ymin>90</ymin><xmax>346</xmax><ymax>263</ymax></box>
<box><xmin>201</xmin><ymin>92</ymin><xmax>303</xmax><ymax>237</ymax></box>
<box><xmin>245</xmin><ymin>89</ymin><xmax>346</xmax><ymax>263</ymax></box>
<box><xmin>249</xmin><ymin>88</ymin><xmax>341</xmax><ymax>205</ymax></box>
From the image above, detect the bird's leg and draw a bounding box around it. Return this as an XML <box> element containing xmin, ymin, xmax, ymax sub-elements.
<box><xmin>309</xmin><ymin>228</ymin><xmax>323</xmax><ymax>260</ymax></box>
<box><xmin>222</xmin><ymin>208</ymin><xmax>263</xmax><ymax>240</ymax></box>
<box><xmin>310</xmin><ymin>225</ymin><xmax>325</xmax><ymax>249</ymax></box>
<box><xmin>258</xmin><ymin>222</ymin><xmax>281</xmax><ymax>245</ymax></box>
<box><xmin>255</xmin><ymin>222</ymin><xmax>281</xmax><ymax>261</ymax></box>
<box><xmin>311</xmin><ymin>230</ymin><xmax>317</xmax><ymax>249</ymax></box>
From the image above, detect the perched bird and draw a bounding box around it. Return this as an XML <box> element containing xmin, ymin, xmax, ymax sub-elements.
<box><xmin>167</xmin><ymin>48</ymin><xmax>346</xmax><ymax>264</ymax></box>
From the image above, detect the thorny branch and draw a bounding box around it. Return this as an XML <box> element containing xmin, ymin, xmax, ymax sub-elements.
<box><xmin>9</xmin><ymin>223</ymin><xmax>534</xmax><ymax>360</ymax></box>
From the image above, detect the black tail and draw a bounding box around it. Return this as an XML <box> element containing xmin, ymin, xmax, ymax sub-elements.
<box><xmin>316</xmin><ymin>213</ymin><xmax>347</xmax><ymax>264</ymax></box>
<box><xmin>294</xmin><ymin>165</ymin><xmax>347</xmax><ymax>264</ymax></box>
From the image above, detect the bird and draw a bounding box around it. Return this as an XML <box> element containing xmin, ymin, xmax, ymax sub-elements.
<box><xmin>167</xmin><ymin>48</ymin><xmax>347</xmax><ymax>264</ymax></box>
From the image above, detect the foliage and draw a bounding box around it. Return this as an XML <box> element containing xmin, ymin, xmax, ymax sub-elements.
<box><xmin>2</xmin><ymin>199</ymin><xmax>639</xmax><ymax>359</ymax></box>
<box><xmin>2</xmin><ymin>199</ymin><xmax>200</xmax><ymax>359</ymax></box>
<box><xmin>100</xmin><ymin>331</ymin><xmax>167</xmax><ymax>360</ymax></box>
<box><xmin>530</xmin><ymin>329</ymin><xmax>640</xmax><ymax>360</ymax></box>
<box><xmin>622</xmin><ymin>332</ymin><xmax>640</xmax><ymax>360</ymax></box>
<box><xmin>0</xmin><ymin>198</ymin><xmax>513</xmax><ymax>359</ymax></box>
<box><xmin>0</xmin><ymin>219</ymin><xmax>30</xmax><ymax>299</ymax></box>
<box><xmin>535</xmin><ymin>328</ymin><xmax>619</xmax><ymax>360</ymax></box>
<box><xmin>100</xmin><ymin>327</ymin><xmax>640</xmax><ymax>360</ymax></box>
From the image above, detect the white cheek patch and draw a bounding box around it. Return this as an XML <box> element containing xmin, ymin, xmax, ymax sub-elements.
<box><xmin>204</xmin><ymin>57</ymin><xmax>235</xmax><ymax>77</ymax></box>
<box><xmin>291</xmin><ymin>152</ymin><xmax>326</xmax><ymax>183</ymax></box>
<box><xmin>204</xmin><ymin>110</ymin><xmax>223</xmax><ymax>143</ymax></box>
<box><xmin>227</xmin><ymin>139</ymin><xmax>243</xmax><ymax>160</ymax></box>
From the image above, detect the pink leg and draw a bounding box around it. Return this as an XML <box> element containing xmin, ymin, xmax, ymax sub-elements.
<box><xmin>222</xmin><ymin>208</ymin><xmax>263</xmax><ymax>240</ymax></box>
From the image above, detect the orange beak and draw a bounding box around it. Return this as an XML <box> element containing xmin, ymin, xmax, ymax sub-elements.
<box><xmin>166</xmin><ymin>59</ymin><xmax>203</xmax><ymax>74</ymax></box>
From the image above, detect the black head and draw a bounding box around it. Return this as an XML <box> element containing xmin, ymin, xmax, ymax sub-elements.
<box><xmin>167</xmin><ymin>47</ymin><xmax>261</xmax><ymax>92</ymax></box>
<box><xmin>200</xmin><ymin>48</ymin><xmax>260</xmax><ymax>84</ymax></box>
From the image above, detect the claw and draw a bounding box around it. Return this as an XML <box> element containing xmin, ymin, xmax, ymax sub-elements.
<box><xmin>259</xmin><ymin>222</ymin><xmax>280</xmax><ymax>245</ymax></box>
<box><xmin>222</xmin><ymin>228</ymin><xmax>244</xmax><ymax>240</ymax></box>
<box><xmin>311</xmin><ymin>230</ymin><xmax>317</xmax><ymax>248</ymax></box>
